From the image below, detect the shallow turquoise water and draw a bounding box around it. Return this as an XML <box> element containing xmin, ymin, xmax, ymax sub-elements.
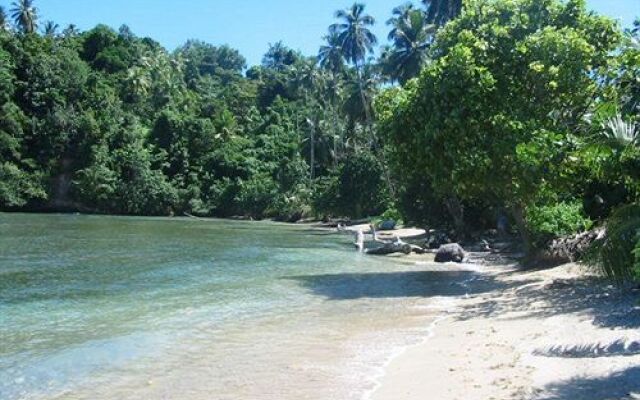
<box><xmin>0</xmin><ymin>213</ymin><xmax>456</xmax><ymax>400</ymax></box>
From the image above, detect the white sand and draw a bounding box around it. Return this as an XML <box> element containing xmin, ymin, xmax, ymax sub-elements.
<box><xmin>371</xmin><ymin>262</ymin><xmax>640</xmax><ymax>400</ymax></box>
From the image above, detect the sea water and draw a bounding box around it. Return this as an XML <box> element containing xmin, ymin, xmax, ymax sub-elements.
<box><xmin>0</xmin><ymin>214</ymin><xmax>471</xmax><ymax>400</ymax></box>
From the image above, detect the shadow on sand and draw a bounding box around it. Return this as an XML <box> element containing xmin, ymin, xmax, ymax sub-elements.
<box><xmin>457</xmin><ymin>274</ymin><xmax>640</xmax><ymax>330</ymax></box>
<box><xmin>287</xmin><ymin>264</ymin><xmax>640</xmax><ymax>399</ymax></box>
<box><xmin>535</xmin><ymin>365</ymin><xmax>640</xmax><ymax>400</ymax></box>
<box><xmin>452</xmin><ymin>270</ymin><xmax>640</xmax><ymax>399</ymax></box>
<box><xmin>285</xmin><ymin>269</ymin><xmax>532</xmax><ymax>300</ymax></box>
<box><xmin>533</xmin><ymin>339</ymin><xmax>640</xmax><ymax>358</ymax></box>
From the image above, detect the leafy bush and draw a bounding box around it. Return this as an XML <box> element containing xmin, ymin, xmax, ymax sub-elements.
<box><xmin>587</xmin><ymin>204</ymin><xmax>640</xmax><ymax>283</ymax></box>
<box><xmin>235</xmin><ymin>173</ymin><xmax>278</xmax><ymax>219</ymax></box>
<box><xmin>311</xmin><ymin>175</ymin><xmax>340</xmax><ymax>217</ymax></box>
<box><xmin>335</xmin><ymin>152</ymin><xmax>388</xmax><ymax>218</ymax></box>
<box><xmin>380</xmin><ymin>207</ymin><xmax>402</xmax><ymax>223</ymax></box>
<box><xmin>526</xmin><ymin>201</ymin><xmax>593</xmax><ymax>248</ymax></box>
<box><xmin>311</xmin><ymin>153</ymin><xmax>389</xmax><ymax>219</ymax></box>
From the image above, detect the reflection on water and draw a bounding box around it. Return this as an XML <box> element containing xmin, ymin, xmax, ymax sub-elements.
<box><xmin>0</xmin><ymin>213</ymin><xmax>470</xmax><ymax>400</ymax></box>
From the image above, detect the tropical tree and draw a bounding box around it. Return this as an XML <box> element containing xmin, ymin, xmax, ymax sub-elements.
<box><xmin>262</xmin><ymin>41</ymin><xmax>299</xmax><ymax>71</ymax></box>
<box><xmin>422</xmin><ymin>0</ymin><xmax>463</xmax><ymax>26</ymax></box>
<box><xmin>10</xmin><ymin>0</ymin><xmax>38</xmax><ymax>34</ymax></box>
<box><xmin>0</xmin><ymin>6</ymin><xmax>8</xmax><ymax>31</ymax></box>
<box><xmin>318</xmin><ymin>31</ymin><xmax>345</xmax><ymax>74</ymax></box>
<box><xmin>62</xmin><ymin>24</ymin><xmax>79</xmax><ymax>37</ymax></box>
<box><xmin>382</xmin><ymin>3</ymin><xmax>435</xmax><ymax>84</ymax></box>
<box><xmin>330</xmin><ymin>3</ymin><xmax>377</xmax><ymax>127</ymax></box>
<box><xmin>42</xmin><ymin>20</ymin><xmax>58</xmax><ymax>37</ymax></box>
<box><xmin>292</xmin><ymin>59</ymin><xmax>323</xmax><ymax>182</ymax></box>
<box><xmin>378</xmin><ymin>0</ymin><xmax>620</xmax><ymax>253</ymax></box>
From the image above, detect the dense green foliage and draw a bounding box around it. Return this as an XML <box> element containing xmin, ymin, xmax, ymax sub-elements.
<box><xmin>0</xmin><ymin>1</ymin><xmax>421</xmax><ymax>219</ymax></box>
<box><xmin>377</xmin><ymin>0</ymin><xmax>633</xmax><ymax>252</ymax></box>
<box><xmin>526</xmin><ymin>201</ymin><xmax>592</xmax><ymax>248</ymax></box>
<box><xmin>1</xmin><ymin>0</ymin><xmax>640</xmax><ymax>280</ymax></box>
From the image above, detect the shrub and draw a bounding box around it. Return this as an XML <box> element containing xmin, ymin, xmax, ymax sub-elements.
<box><xmin>311</xmin><ymin>153</ymin><xmax>389</xmax><ymax>219</ymax></box>
<box><xmin>526</xmin><ymin>201</ymin><xmax>593</xmax><ymax>248</ymax></box>
<box><xmin>587</xmin><ymin>204</ymin><xmax>640</xmax><ymax>283</ymax></box>
<box><xmin>311</xmin><ymin>175</ymin><xmax>340</xmax><ymax>217</ymax></box>
<box><xmin>335</xmin><ymin>152</ymin><xmax>388</xmax><ymax>219</ymax></box>
<box><xmin>381</xmin><ymin>207</ymin><xmax>402</xmax><ymax>223</ymax></box>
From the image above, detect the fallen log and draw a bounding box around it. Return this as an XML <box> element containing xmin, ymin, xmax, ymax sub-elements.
<box><xmin>366</xmin><ymin>241</ymin><xmax>413</xmax><ymax>255</ymax></box>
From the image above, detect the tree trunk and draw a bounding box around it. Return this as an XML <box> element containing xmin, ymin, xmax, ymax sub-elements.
<box><xmin>511</xmin><ymin>203</ymin><xmax>533</xmax><ymax>257</ymax></box>
<box><xmin>310</xmin><ymin>120</ymin><xmax>315</xmax><ymax>183</ymax></box>
<box><xmin>356</xmin><ymin>61</ymin><xmax>372</xmax><ymax>131</ymax></box>
<box><xmin>444</xmin><ymin>195</ymin><xmax>466</xmax><ymax>239</ymax></box>
<box><xmin>332</xmin><ymin>103</ymin><xmax>339</xmax><ymax>168</ymax></box>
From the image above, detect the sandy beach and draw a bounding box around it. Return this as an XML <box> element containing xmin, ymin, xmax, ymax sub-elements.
<box><xmin>371</xmin><ymin>260</ymin><xmax>640</xmax><ymax>400</ymax></box>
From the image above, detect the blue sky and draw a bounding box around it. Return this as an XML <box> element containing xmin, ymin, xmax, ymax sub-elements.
<box><xmin>7</xmin><ymin>0</ymin><xmax>640</xmax><ymax>66</ymax></box>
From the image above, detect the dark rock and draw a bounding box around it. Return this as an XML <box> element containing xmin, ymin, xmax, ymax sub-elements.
<box><xmin>378</xmin><ymin>220</ymin><xmax>397</xmax><ymax>231</ymax></box>
<box><xmin>424</xmin><ymin>230</ymin><xmax>451</xmax><ymax>249</ymax></box>
<box><xmin>435</xmin><ymin>243</ymin><xmax>466</xmax><ymax>263</ymax></box>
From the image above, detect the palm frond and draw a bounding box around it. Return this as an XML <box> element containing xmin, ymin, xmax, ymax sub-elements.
<box><xmin>602</xmin><ymin>115</ymin><xmax>638</xmax><ymax>146</ymax></box>
<box><xmin>586</xmin><ymin>203</ymin><xmax>640</xmax><ymax>283</ymax></box>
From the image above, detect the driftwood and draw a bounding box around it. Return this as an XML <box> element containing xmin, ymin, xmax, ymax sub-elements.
<box><xmin>366</xmin><ymin>241</ymin><xmax>413</xmax><ymax>255</ymax></box>
<box><xmin>367</xmin><ymin>225</ymin><xmax>428</xmax><ymax>255</ymax></box>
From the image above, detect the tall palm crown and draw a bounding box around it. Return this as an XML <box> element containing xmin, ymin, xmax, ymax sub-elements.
<box><xmin>318</xmin><ymin>31</ymin><xmax>345</xmax><ymax>74</ymax></box>
<box><xmin>382</xmin><ymin>3</ymin><xmax>435</xmax><ymax>83</ymax></box>
<box><xmin>43</xmin><ymin>20</ymin><xmax>58</xmax><ymax>36</ymax></box>
<box><xmin>0</xmin><ymin>6</ymin><xmax>8</xmax><ymax>31</ymax></box>
<box><xmin>422</xmin><ymin>0</ymin><xmax>462</xmax><ymax>26</ymax></box>
<box><xmin>329</xmin><ymin>3</ymin><xmax>377</xmax><ymax>68</ymax></box>
<box><xmin>11</xmin><ymin>0</ymin><xmax>38</xmax><ymax>34</ymax></box>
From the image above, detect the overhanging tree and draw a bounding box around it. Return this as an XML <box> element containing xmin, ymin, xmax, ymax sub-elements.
<box><xmin>378</xmin><ymin>0</ymin><xmax>620</xmax><ymax>253</ymax></box>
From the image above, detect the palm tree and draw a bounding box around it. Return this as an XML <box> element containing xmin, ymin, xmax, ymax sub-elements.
<box><xmin>42</xmin><ymin>20</ymin><xmax>58</xmax><ymax>36</ymax></box>
<box><xmin>291</xmin><ymin>60</ymin><xmax>327</xmax><ymax>183</ymax></box>
<box><xmin>422</xmin><ymin>0</ymin><xmax>462</xmax><ymax>26</ymax></box>
<box><xmin>262</xmin><ymin>41</ymin><xmax>298</xmax><ymax>71</ymax></box>
<box><xmin>62</xmin><ymin>24</ymin><xmax>79</xmax><ymax>37</ymax></box>
<box><xmin>320</xmin><ymin>69</ymin><xmax>345</xmax><ymax>165</ymax></box>
<box><xmin>330</xmin><ymin>3</ymin><xmax>377</xmax><ymax>129</ymax></box>
<box><xmin>10</xmin><ymin>0</ymin><xmax>38</xmax><ymax>34</ymax></box>
<box><xmin>318</xmin><ymin>31</ymin><xmax>345</xmax><ymax>74</ymax></box>
<box><xmin>0</xmin><ymin>6</ymin><xmax>8</xmax><ymax>31</ymax></box>
<box><xmin>382</xmin><ymin>4</ymin><xmax>435</xmax><ymax>83</ymax></box>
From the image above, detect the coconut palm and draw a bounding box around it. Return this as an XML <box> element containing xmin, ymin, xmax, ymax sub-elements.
<box><xmin>382</xmin><ymin>4</ymin><xmax>435</xmax><ymax>83</ymax></box>
<box><xmin>42</xmin><ymin>20</ymin><xmax>58</xmax><ymax>36</ymax></box>
<box><xmin>10</xmin><ymin>0</ymin><xmax>38</xmax><ymax>34</ymax></box>
<box><xmin>318</xmin><ymin>31</ymin><xmax>345</xmax><ymax>74</ymax></box>
<box><xmin>62</xmin><ymin>24</ymin><xmax>79</xmax><ymax>37</ymax></box>
<box><xmin>0</xmin><ymin>6</ymin><xmax>8</xmax><ymax>31</ymax></box>
<box><xmin>330</xmin><ymin>3</ymin><xmax>377</xmax><ymax>129</ymax></box>
<box><xmin>422</xmin><ymin>0</ymin><xmax>462</xmax><ymax>26</ymax></box>
<box><xmin>262</xmin><ymin>41</ymin><xmax>298</xmax><ymax>71</ymax></box>
<box><xmin>330</xmin><ymin>3</ymin><xmax>377</xmax><ymax>72</ymax></box>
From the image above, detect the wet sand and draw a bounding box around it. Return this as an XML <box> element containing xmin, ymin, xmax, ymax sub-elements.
<box><xmin>371</xmin><ymin>262</ymin><xmax>640</xmax><ymax>400</ymax></box>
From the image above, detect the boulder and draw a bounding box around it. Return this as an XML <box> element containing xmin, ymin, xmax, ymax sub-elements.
<box><xmin>424</xmin><ymin>230</ymin><xmax>452</xmax><ymax>249</ymax></box>
<box><xmin>435</xmin><ymin>243</ymin><xmax>466</xmax><ymax>263</ymax></box>
<box><xmin>378</xmin><ymin>219</ymin><xmax>397</xmax><ymax>231</ymax></box>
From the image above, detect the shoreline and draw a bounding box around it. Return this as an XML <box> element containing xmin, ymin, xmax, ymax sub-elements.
<box><xmin>370</xmin><ymin>261</ymin><xmax>640</xmax><ymax>400</ymax></box>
